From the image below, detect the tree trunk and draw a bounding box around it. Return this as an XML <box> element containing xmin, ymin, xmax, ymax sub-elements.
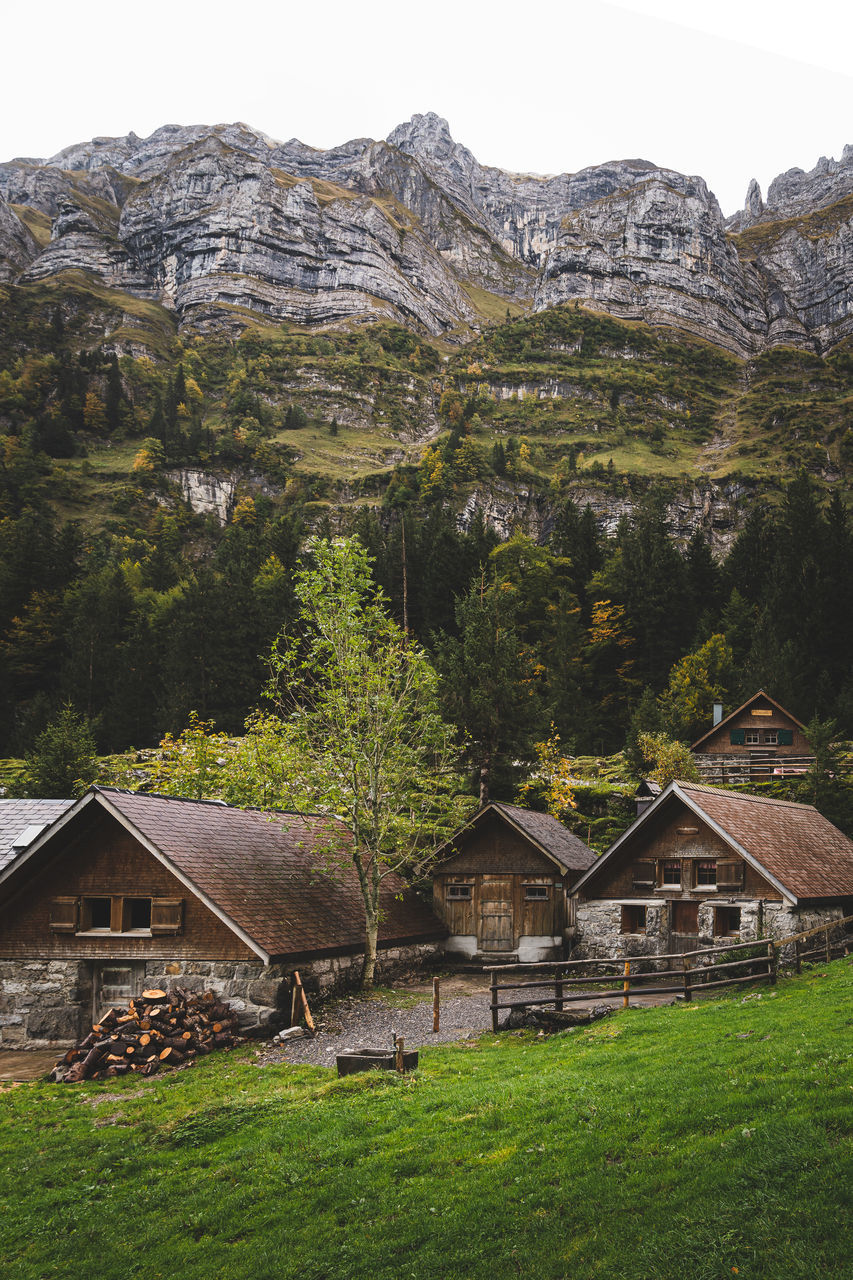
<box><xmin>362</xmin><ymin>915</ymin><xmax>379</xmax><ymax>989</ymax></box>
<box><xmin>479</xmin><ymin>755</ymin><xmax>491</xmax><ymax>807</ymax></box>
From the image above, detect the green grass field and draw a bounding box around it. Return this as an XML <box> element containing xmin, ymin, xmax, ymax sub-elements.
<box><xmin>1</xmin><ymin>959</ymin><xmax>851</xmax><ymax>1279</ymax></box>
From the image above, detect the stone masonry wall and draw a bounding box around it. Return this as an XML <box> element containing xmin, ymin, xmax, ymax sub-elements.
<box><xmin>0</xmin><ymin>942</ymin><xmax>441</xmax><ymax>1048</ymax></box>
<box><xmin>573</xmin><ymin>899</ymin><xmax>846</xmax><ymax>964</ymax></box>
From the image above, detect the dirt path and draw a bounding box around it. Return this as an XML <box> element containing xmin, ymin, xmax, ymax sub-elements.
<box><xmin>257</xmin><ymin>972</ymin><xmax>679</xmax><ymax>1069</ymax></box>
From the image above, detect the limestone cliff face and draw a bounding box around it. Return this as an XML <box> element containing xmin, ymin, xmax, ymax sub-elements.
<box><xmin>2</xmin><ymin>115</ymin><xmax>853</xmax><ymax>354</ymax></box>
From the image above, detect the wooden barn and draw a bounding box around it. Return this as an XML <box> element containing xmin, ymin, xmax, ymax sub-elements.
<box><xmin>572</xmin><ymin>781</ymin><xmax>853</xmax><ymax>958</ymax></box>
<box><xmin>0</xmin><ymin>787</ymin><xmax>446</xmax><ymax>1047</ymax></box>
<box><xmin>432</xmin><ymin>803</ymin><xmax>596</xmax><ymax>962</ymax></box>
<box><xmin>691</xmin><ymin>690</ymin><xmax>814</xmax><ymax>784</ymax></box>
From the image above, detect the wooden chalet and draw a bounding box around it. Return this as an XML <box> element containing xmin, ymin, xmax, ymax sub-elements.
<box><xmin>0</xmin><ymin>787</ymin><xmax>445</xmax><ymax>1047</ymax></box>
<box><xmin>432</xmin><ymin>803</ymin><xmax>597</xmax><ymax>962</ymax></box>
<box><xmin>691</xmin><ymin>690</ymin><xmax>814</xmax><ymax>785</ymax></box>
<box><xmin>571</xmin><ymin>781</ymin><xmax>853</xmax><ymax>959</ymax></box>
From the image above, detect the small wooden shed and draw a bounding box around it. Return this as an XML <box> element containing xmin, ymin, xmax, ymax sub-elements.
<box><xmin>432</xmin><ymin>803</ymin><xmax>596</xmax><ymax>962</ymax></box>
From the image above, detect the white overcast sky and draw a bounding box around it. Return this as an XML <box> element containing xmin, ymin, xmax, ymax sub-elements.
<box><xmin>2</xmin><ymin>0</ymin><xmax>851</xmax><ymax>214</ymax></box>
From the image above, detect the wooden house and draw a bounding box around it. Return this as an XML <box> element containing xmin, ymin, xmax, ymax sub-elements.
<box><xmin>0</xmin><ymin>787</ymin><xmax>446</xmax><ymax>1047</ymax></box>
<box><xmin>432</xmin><ymin>803</ymin><xmax>597</xmax><ymax>962</ymax></box>
<box><xmin>571</xmin><ymin>781</ymin><xmax>853</xmax><ymax>958</ymax></box>
<box><xmin>691</xmin><ymin>690</ymin><xmax>814</xmax><ymax>784</ymax></box>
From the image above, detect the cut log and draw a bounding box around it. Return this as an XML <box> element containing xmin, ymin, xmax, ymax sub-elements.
<box><xmin>142</xmin><ymin>989</ymin><xmax>168</xmax><ymax>1000</ymax></box>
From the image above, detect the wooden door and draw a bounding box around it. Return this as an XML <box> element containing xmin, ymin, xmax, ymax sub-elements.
<box><xmin>671</xmin><ymin>900</ymin><xmax>700</xmax><ymax>954</ymax></box>
<box><xmin>478</xmin><ymin>876</ymin><xmax>514</xmax><ymax>951</ymax></box>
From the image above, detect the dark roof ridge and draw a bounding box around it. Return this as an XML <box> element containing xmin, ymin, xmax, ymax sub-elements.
<box><xmin>91</xmin><ymin>786</ymin><xmax>335</xmax><ymax>820</ymax></box>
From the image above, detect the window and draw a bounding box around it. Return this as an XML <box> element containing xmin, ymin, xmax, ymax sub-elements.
<box><xmin>446</xmin><ymin>884</ymin><xmax>472</xmax><ymax>901</ymax></box>
<box><xmin>714</xmin><ymin>906</ymin><xmax>741</xmax><ymax>937</ymax></box>
<box><xmin>662</xmin><ymin>861</ymin><xmax>681</xmax><ymax>885</ymax></box>
<box><xmin>621</xmin><ymin>905</ymin><xmax>646</xmax><ymax>934</ymax></box>
<box><xmin>764</xmin><ymin>731</ymin><xmax>778</xmax><ymax>745</ymax></box>
<box><xmin>81</xmin><ymin>897</ymin><xmax>112</xmax><ymax>931</ymax></box>
<box><xmin>524</xmin><ymin>884</ymin><xmax>549</xmax><ymax>901</ymax></box>
<box><xmin>696</xmin><ymin>861</ymin><xmax>717</xmax><ymax>887</ymax></box>
<box><xmin>123</xmin><ymin>898</ymin><xmax>152</xmax><ymax>931</ymax></box>
<box><xmin>745</xmin><ymin>730</ymin><xmax>760</xmax><ymax>745</ymax></box>
<box><xmin>76</xmin><ymin>896</ymin><xmax>183</xmax><ymax>935</ymax></box>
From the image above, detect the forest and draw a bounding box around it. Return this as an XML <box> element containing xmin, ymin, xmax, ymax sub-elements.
<box><xmin>2</xmin><ymin>286</ymin><xmax>853</xmax><ymax>818</ymax></box>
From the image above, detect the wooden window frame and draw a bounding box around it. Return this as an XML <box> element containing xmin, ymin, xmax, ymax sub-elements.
<box><xmin>77</xmin><ymin>896</ymin><xmax>184</xmax><ymax>936</ymax></box>
<box><xmin>661</xmin><ymin>860</ymin><xmax>681</xmax><ymax>887</ymax></box>
<box><xmin>764</xmin><ymin>730</ymin><xmax>778</xmax><ymax>745</ymax></box>
<box><xmin>695</xmin><ymin>861</ymin><xmax>717</xmax><ymax>889</ymax></box>
<box><xmin>523</xmin><ymin>884</ymin><xmax>550</xmax><ymax>901</ymax></box>
<box><xmin>445</xmin><ymin>884</ymin><xmax>473</xmax><ymax>901</ymax></box>
<box><xmin>621</xmin><ymin>904</ymin><xmax>647</xmax><ymax>935</ymax></box>
<box><xmin>713</xmin><ymin>906</ymin><xmax>741</xmax><ymax>937</ymax></box>
<box><xmin>745</xmin><ymin>730</ymin><xmax>760</xmax><ymax>745</ymax></box>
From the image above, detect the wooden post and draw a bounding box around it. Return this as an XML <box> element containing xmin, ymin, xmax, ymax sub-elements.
<box><xmin>395</xmin><ymin>1034</ymin><xmax>405</xmax><ymax>1073</ymax></box>
<box><xmin>683</xmin><ymin>956</ymin><xmax>692</xmax><ymax>1003</ymax></box>
<box><xmin>290</xmin><ymin>972</ymin><xmax>302</xmax><ymax>1027</ymax></box>
<box><xmin>623</xmin><ymin>959</ymin><xmax>631</xmax><ymax>1010</ymax></box>
<box><xmin>825</xmin><ymin>925</ymin><xmax>832</xmax><ymax>963</ymax></box>
<box><xmin>300</xmin><ymin>982</ymin><xmax>315</xmax><ymax>1036</ymax></box>
<box><xmin>555</xmin><ymin>971</ymin><xmax>564</xmax><ymax>1013</ymax></box>
<box><xmin>795</xmin><ymin>936</ymin><xmax>802</xmax><ymax>975</ymax></box>
<box><xmin>432</xmin><ymin>977</ymin><xmax>440</xmax><ymax>1033</ymax></box>
<box><xmin>490</xmin><ymin>970</ymin><xmax>499</xmax><ymax>1033</ymax></box>
<box><xmin>767</xmin><ymin>941</ymin><xmax>777</xmax><ymax>986</ymax></box>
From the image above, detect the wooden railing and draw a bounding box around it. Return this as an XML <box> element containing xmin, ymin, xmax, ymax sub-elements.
<box><xmin>486</xmin><ymin>915</ymin><xmax>853</xmax><ymax>1032</ymax></box>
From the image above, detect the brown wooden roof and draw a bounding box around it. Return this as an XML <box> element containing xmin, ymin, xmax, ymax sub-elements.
<box><xmin>691</xmin><ymin>689</ymin><xmax>807</xmax><ymax>751</ymax></box>
<box><xmin>434</xmin><ymin>802</ymin><xmax>597</xmax><ymax>875</ymax></box>
<box><xmin>575</xmin><ymin>780</ymin><xmax>853</xmax><ymax>903</ymax></box>
<box><xmin>0</xmin><ymin>787</ymin><xmax>445</xmax><ymax>961</ymax></box>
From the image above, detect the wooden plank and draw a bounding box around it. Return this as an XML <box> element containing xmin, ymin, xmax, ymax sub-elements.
<box><xmin>433</xmin><ymin>977</ymin><xmax>440</xmax><ymax>1033</ymax></box>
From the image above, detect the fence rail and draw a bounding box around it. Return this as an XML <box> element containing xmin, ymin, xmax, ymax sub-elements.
<box><xmin>486</xmin><ymin>915</ymin><xmax>853</xmax><ymax>1032</ymax></box>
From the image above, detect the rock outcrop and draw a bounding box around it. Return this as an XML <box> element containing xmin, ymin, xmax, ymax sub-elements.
<box><xmin>2</xmin><ymin>114</ymin><xmax>853</xmax><ymax>354</ymax></box>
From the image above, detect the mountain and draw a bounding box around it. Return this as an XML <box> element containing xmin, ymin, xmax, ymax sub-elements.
<box><xmin>2</xmin><ymin>114</ymin><xmax>853</xmax><ymax>356</ymax></box>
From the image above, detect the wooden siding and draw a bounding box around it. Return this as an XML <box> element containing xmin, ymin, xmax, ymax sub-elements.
<box><xmin>0</xmin><ymin>808</ymin><xmax>256</xmax><ymax>961</ymax></box>
<box><xmin>579</xmin><ymin>800</ymin><xmax>782</xmax><ymax>903</ymax></box>
<box><xmin>695</xmin><ymin>695</ymin><xmax>810</xmax><ymax>758</ymax></box>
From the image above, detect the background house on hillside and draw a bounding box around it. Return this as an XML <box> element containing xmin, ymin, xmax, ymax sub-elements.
<box><xmin>571</xmin><ymin>781</ymin><xmax>853</xmax><ymax>959</ymax></box>
<box><xmin>691</xmin><ymin>691</ymin><xmax>814</xmax><ymax>785</ymax></box>
<box><xmin>0</xmin><ymin>787</ymin><xmax>446</xmax><ymax>1048</ymax></box>
<box><xmin>432</xmin><ymin>803</ymin><xmax>596</xmax><ymax>962</ymax></box>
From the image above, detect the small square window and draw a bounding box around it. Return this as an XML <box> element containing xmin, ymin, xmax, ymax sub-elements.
<box><xmin>82</xmin><ymin>897</ymin><xmax>112</xmax><ymax>930</ymax></box>
<box><xmin>764</xmin><ymin>731</ymin><xmax>778</xmax><ymax>745</ymax></box>
<box><xmin>123</xmin><ymin>898</ymin><xmax>152</xmax><ymax>931</ymax></box>
<box><xmin>662</xmin><ymin>861</ymin><xmax>681</xmax><ymax>886</ymax></box>
<box><xmin>696</xmin><ymin>861</ymin><xmax>717</xmax><ymax>887</ymax></box>
<box><xmin>714</xmin><ymin>906</ymin><xmax>741</xmax><ymax>937</ymax></box>
<box><xmin>745</xmin><ymin>731</ymin><xmax>760</xmax><ymax>745</ymax></box>
<box><xmin>446</xmin><ymin>884</ymin><xmax>472</xmax><ymax>901</ymax></box>
<box><xmin>621</xmin><ymin>905</ymin><xmax>646</xmax><ymax>934</ymax></box>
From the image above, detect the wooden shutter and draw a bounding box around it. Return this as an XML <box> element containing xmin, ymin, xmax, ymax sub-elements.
<box><xmin>632</xmin><ymin>860</ymin><xmax>655</xmax><ymax>887</ymax></box>
<box><xmin>730</xmin><ymin>728</ymin><xmax>746</xmax><ymax>745</ymax></box>
<box><xmin>778</xmin><ymin>729</ymin><xmax>793</xmax><ymax>746</ymax></box>
<box><xmin>49</xmin><ymin>897</ymin><xmax>79</xmax><ymax>932</ymax></box>
<box><xmin>150</xmin><ymin>898</ymin><xmax>184</xmax><ymax>935</ymax></box>
<box><xmin>716</xmin><ymin>860</ymin><xmax>744</xmax><ymax>889</ymax></box>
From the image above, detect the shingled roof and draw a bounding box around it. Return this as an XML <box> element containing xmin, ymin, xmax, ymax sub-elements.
<box><xmin>0</xmin><ymin>787</ymin><xmax>445</xmax><ymax>961</ymax></box>
<box><xmin>0</xmin><ymin>799</ymin><xmax>74</xmax><ymax>873</ymax></box>
<box><xmin>575</xmin><ymin>780</ymin><xmax>853</xmax><ymax>902</ymax></box>
<box><xmin>434</xmin><ymin>801</ymin><xmax>597</xmax><ymax>874</ymax></box>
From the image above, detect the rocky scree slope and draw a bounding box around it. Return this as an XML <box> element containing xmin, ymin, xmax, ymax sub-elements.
<box><xmin>1</xmin><ymin>114</ymin><xmax>853</xmax><ymax>355</ymax></box>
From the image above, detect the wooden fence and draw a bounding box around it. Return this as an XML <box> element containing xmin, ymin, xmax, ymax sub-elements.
<box><xmin>487</xmin><ymin>914</ymin><xmax>853</xmax><ymax>1032</ymax></box>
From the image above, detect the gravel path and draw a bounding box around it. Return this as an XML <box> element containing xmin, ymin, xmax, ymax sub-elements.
<box><xmin>256</xmin><ymin>974</ymin><xmax>678</xmax><ymax>1069</ymax></box>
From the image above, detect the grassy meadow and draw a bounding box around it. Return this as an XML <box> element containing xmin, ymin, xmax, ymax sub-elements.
<box><xmin>1</xmin><ymin>961</ymin><xmax>851</xmax><ymax>1280</ymax></box>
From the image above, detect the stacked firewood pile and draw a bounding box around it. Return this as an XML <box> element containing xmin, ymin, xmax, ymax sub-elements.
<box><xmin>51</xmin><ymin>988</ymin><xmax>240</xmax><ymax>1083</ymax></box>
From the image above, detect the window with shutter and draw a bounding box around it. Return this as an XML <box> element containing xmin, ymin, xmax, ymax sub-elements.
<box><xmin>632</xmin><ymin>860</ymin><xmax>655</xmax><ymax>887</ymax></box>
<box><xmin>716</xmin><ymin>861</ymin><xmax>744</xmax><ymax>889</ymax></box>
<box><xmin>150</xmin><ymin>898</ymin><xmax>184</xmax><ymax>935</ymax></box>
<box><xmin>49</xmin><ymin>896</ymin><xmax>79</xmax><ymax>932</ymax></box>
<box><xmin>730</xmin><ymin>729</ymin><xmax>746</xmax><ymax>745</ymax></box>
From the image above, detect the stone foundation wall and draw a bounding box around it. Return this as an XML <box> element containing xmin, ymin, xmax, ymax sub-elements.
<box><xmin>0</xmin><ymin>941</ymin><xmax>441</xmax><ymax>1048</ymax></box>
<box><xmin>573</xmin><ymin>899</ymin><xmax>846</xmax><ymax>963</ymax></box>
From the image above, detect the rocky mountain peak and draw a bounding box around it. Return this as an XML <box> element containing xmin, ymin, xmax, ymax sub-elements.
<box><xmin>387</xmin><ymin>112</ymin><xmax>458</xmax><ymax>159</ymax></box>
